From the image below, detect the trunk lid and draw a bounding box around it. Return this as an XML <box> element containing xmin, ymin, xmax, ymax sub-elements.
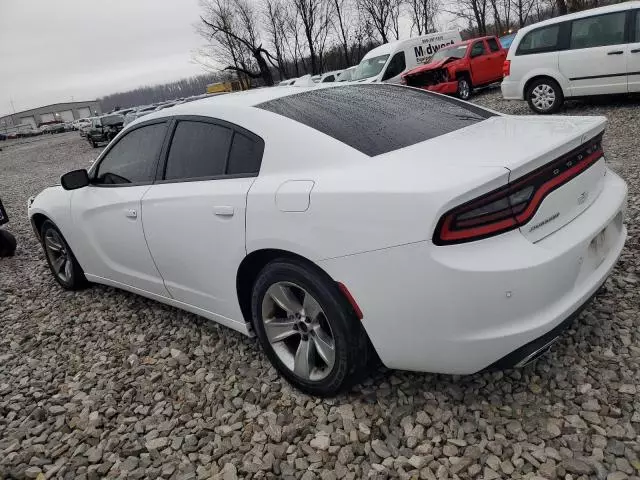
<box><xmin>396</xmin><ymin>114</ymin><xmax>607</xmax><ymax>242</ymax></box>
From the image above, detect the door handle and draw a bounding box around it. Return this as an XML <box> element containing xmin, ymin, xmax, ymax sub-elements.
<box><xmin>214</xmin><ymin>206</ymin><xmax>234</xmax><ymax>217</ymax></box>
<box><xmin>607</xmin><ymin>50</ymin><xmax>623</xmax><ymax>55</ymax></box>
<box><xmin>125</xmin><ymin>209</ymin><xmax>137</xmax><ymax>219</ymax></box>
<box><xmin>631</xmin><ymin>48</ymin><xmax>640</xmax><ymax>53</ymax></box>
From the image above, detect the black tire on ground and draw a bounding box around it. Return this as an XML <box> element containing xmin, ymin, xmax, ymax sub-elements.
<box><xmin>0</xmin><ymin>229</ymin><xmax>17</xmax><ymax>257</ymax></box>
<box><xmin>251</xmin><ymin>258</ymin><xmax>372</xmax><ymax>396</ymax></box>
<box><xmin>526</xmin><ymin>77</ymin><xmax>564</xmax><ymax>114</ymax></box>
<box><xmin>40</xmin><ymin>220</ymin><xmax>88</xmax><ymax>290</ymax></box>
<box><xmin>457</xmin><ymin>75</ymin><xmax>472</xmax><ymax>100</ymax></box>
<box><xmin>91</xmin><ymin>139</ymin><xmax>98</xmax><ymax>148</ymax></box>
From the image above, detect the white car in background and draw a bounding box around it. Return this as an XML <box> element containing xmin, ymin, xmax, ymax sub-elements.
<box><xmin>28</xmin><ymin>84</ymin><xmax>627</xmax><ymax>395</ymax></box>
<box><xmin>502</xmin><ymin>2</ymin><xmax>640</xmax><ymax>113</ymax></box>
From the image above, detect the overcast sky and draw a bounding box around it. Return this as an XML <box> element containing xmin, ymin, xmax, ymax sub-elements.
<box><xmin>0</xmin><ymin>0</ymin><xmax>206</xmax><ymax>116</ymax></box>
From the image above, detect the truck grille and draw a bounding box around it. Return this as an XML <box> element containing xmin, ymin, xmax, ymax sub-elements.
<box><xmin>404</xmin><ymin>69</ymin><xmax>448</xmax><ymax>88</ymax></box>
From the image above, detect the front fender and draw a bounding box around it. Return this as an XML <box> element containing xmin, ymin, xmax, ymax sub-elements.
<box><xmin>28</xmin><ymin>186</ymin><xmax>73</xmax><ymax>241</ymax></box>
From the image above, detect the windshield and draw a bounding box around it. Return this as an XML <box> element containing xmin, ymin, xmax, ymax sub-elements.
<box><xmin>102</xmin><ymin>114</ymin><xmax>124</xmax><ymax>126</ymax></box>
<box><xmin>428</xmin><ymin>45</ymin><xmax>467</xmax><ymax>63</ymax></box>
<box><xmin>351</xmin><ymin>54</ymin><xmax>389</xmax><ymax>81</ymax></box>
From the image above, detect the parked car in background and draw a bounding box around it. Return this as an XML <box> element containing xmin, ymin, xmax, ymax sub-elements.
<box><xmin>279</xmin><ymin>78</ymin><xmax>297</xmax><ymax>86</ymax></box>
<box><xmin>336</xmin><ymin>66</ymin><xmax>356</xmax><ymax>82</ymax></box>
<box><xmin>86</xmin><ymin>114</ymin><xmax>124</xmax><ymax>147</ymax></box>
<box><xmin>75</xmin><ymin>118</ymin><xmax>92</xmax><ymax>136</ymax></box>
<box><xmin>499</xmin><ymin>32</ymin><xmax>517</xmax><ymax>49</ymax></box>
<box><xmin>312</xmin><ymin>70</ymin><xmax>344</xmax><ymax>83</ymax></box>
<box><xmin>48</xmin><ymin>123</ymin><xmax>66</xmax><ymax>134</ymax></box>
<box><xmin>29</xmin><ymin>84</ymin><xmax>627</xmax><ymax>395</ymax></box>
<box><xmin>402</xmin><ymin>36</ymin><xmax>507</xmax><ymax>100</ymax></box>
<box><xmin>351</xmin><ymin>30</ymin><xmax>462</xmax><ymax>83</ymax></box>
<box><xmin>502</xmin><ymin>2</ymin><xmax>640</xmax><ymax>113</ymax></box>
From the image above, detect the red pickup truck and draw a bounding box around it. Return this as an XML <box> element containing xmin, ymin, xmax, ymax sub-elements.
<box><xmin>402</xmin><ymin>36</ymin><xmax>506</xmax><ymax>101</ymax></box>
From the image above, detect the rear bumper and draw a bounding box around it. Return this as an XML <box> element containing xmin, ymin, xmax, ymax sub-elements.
<box><xmin>319</xmin><ymin>169</ymin><xmax>627</xmax><ymax>374</ymax></box>
<box><xmin>425</xmin><ymin>81</ymin><xmax>458</xmax><ymax>95</ymax></box>
<box><xmin>501</xmin><ymin>78</ymin><xmax>523</xmax><ymax>100</ymax></box>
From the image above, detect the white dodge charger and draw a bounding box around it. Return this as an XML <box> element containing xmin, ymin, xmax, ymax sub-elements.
<box><xmin>28</xmin><ymin>84</ymin><xmax>627</xmax><ymax>396</ymax></box>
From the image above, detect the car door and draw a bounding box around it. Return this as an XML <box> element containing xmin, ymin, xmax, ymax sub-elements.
<box><xmin>628</xmin><ymin>9</ymin><xmax>640</xmax><ymax>92</ymax></box>
<box><xmin>381</xmin><ymin>51</ymin><xmax>407</xmax><ymax>84</ymax></box>
<box><xmin>69</xmin><ymin>120</ymin><xmax>170</xmax><ymax>296</ymax></box>
<box><xmin>469</xmin><ymin>41</ymin><xmax>492</xmax><ymax>84</ymax></box>
<box><xmin>486</xmin><ymin>37</ymin><xmax>506</xmax><ymax>82</ymax></box>
<box><xmin>141</xmin><ymin>117</ymin><xmax>263</xmax><ymax>324</ymax></box>
<box><xmin>559</xmin><ymin>10</ymin><xmax>628</xmax><ymax>96</ymax></box>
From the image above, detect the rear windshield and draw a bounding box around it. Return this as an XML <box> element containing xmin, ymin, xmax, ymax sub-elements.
<box><xmin>102</xmin><ymin>115</ymin><xmax>124</xmax><ymax>126</ymax></box>
<box><xmin>256</xmin><ymin>84</ymin><xmax>494</xmax><ymax>156</ymax></box>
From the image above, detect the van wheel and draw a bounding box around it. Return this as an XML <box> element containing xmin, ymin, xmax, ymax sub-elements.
<box><xmin>526</xmin><ymin>78</ymin><xmax>563</xmax><ymax>114</ymax></box>
<box><xmin>457</xmin><ymin>76</ymin><xmax>472</xmax><ymax>100</ymax></box>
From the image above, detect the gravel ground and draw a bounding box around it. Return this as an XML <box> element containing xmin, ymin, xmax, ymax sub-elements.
<box><xmin>0</xmin><ymin>93</ymin><xmax>639</xmax><ymax>480</ymax></box>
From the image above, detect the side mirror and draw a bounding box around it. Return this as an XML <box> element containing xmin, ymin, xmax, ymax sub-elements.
<box><xmin>61</xmin><ymin>169</ymin><xmax>90</xmax><ymax>190</ymax></box>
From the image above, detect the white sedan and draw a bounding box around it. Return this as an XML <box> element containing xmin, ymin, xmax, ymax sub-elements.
<box><xmin>28</xmin><ymin>84</ymin><xmax>628</xmax><ymax>395</ymax></box>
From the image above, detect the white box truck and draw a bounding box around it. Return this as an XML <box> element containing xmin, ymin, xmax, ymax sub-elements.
<box><xmin>351</xmin><ymin>31</ymin><xmax>462</xmax><ymax>84</ymax></box>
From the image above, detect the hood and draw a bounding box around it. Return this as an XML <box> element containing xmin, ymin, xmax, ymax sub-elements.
<box><xmin>404</xmin><ymin>57</ymin><xmax>460</xmax><ymax>77</ymax></box>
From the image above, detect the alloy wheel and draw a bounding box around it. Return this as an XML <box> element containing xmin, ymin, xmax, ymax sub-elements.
<box><xmin>261</xmin><ymin>281</ymin><xmax>336</xmax><ymax>381</ymax></box>
<box><xmin>44</xmin><ymin>229</ymin><xmax>72</xmax><ymax>283</ymax></box>
<box><xmin>458</xmin><ymin>79</ymin><xmax>470</xmax><ymax>100</ymax></box>
<box><xmin>531</xmin><ymin>84</ymin><xmax>556</xmax><ymax>111</ymax></box>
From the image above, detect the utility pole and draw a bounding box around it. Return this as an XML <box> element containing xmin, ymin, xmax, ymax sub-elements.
<box><xmin>10</xmin><ymin>99</ymin><xmax>16</xmax><ymax>126</ymax></box>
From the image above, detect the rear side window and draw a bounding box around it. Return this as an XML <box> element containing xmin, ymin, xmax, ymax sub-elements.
<box><xmin>256</xmin><ymin>84</ymin><xmax>495</xmax><ymax>157</ymax></box>
<box><xmin>95</xmin><ymin>123</ymin><xmax>166</xmax><ymax>185</ymax></box>
<box><xmin>516</xmin><ymin>25</ymin><xmax>560</xmax><ymax>55</ymax></box>
<box><xmin>570</xmin><ymin>12</ymin><xmax>626</xmax><ymax>49</ymax></box>
<box><xmin>382</xmin><ymin>52</ymin><xmax>406</xmax><ymax>80</ymax></box>
<box><xmin>164</xmin><ymin>121</ymin><xmax>232</xmax><ymax>181</ymax></box>
<box><xmin>227</xmin><ymin>133</ymin><xmax>263</xmax><ymax>175</ymax></box>
<box><xmin>487</xmin><ymin>38</ymin><xmax>501</xmax><ymax>52</ymax></box>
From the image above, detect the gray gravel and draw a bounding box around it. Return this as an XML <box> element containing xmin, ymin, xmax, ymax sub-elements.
<box><xmin>1</xmin><ymin>93</ymin><xmax>639</xmax><ymax>480</ymax></box>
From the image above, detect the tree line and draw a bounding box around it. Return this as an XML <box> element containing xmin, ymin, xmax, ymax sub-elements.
<box><xmin>100</xmin><ymin>0</ymin><xmax>623</xmax><ymax>109</ymax></box>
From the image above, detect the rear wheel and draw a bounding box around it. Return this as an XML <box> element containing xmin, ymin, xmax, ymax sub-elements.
<box><xmin>251</xmin><ymin>259</ymin><xmax>371</xmax><ymax>396</ymax></box>
<box><xmin>457</xmin><ymin>75</ymin><xmax>472</xmax><ymax>100</ymax></box>
<box><xmin>0</xmin><ymin>229</ymin><xmax>16</xmax><ymax>257</ymax></box>
<box><xmin>41</xmin><ymin>220</ymin><xmax>87</xmax><ymax>290</ymax></box>
<box><xmin>526</xmin><ymin>78</ymin><xmax>564</xmax><ymax>114</ymax></box>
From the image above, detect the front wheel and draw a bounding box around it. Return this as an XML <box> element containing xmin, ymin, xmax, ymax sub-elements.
<box><xmin>457</xmin><ymin>76</ymin><xmax>472</xmax><ymax>100</ymax></box>
<box><xmin>40</xmin><ymin>220</ymin><xmax>87</xmax><ymax>290</ymax></box>
<box><xmin>0</xmin><ymin>229</ymin><xmax>16</xmax><ymax>257</ymax></box>
<box><xmin>251</xmin><ymin>259</ymin><xmax>371</xmax><ymax>396</ymax></box>
<box><xmin>526</xmin><ymin>78</ymin><xmax>564</xmax><ymax>114</ymax></box>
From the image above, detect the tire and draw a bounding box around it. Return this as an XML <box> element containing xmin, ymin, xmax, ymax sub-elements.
<box><xmin>0</xmin><ymin>229</ymin><xmax>16</xmax><ymax>257</ymax></box>
<box><xmin>526</xmin><ymin>77</ymin><xmax>564</xmax><ymax>114</ymax></box>
<box><xmin>91</xmin><ymin>139</ymin><xmax>98</xmax><ymax>148</ymax></box>
<box><xmin>251</xmin><ymin>258</ymin><xmax>371</xmax><ymax>396</ymax></box>
<box><xmin>40</xmin><ymin>220</ymin><xmax>87</xmax><ymax>290</ymax></box>
<box><xmin>457</xmin><ymin>75</ymin><xmax>472</xmax><ymax>100</ymax></box>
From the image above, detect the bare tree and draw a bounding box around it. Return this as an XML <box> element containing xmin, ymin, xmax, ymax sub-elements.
<box><xmin>512</xmin><ymin>0</ymin><xmax>536</xmax><ymax>26</ymax></box>
<box><xmin>292</xmin><ymin>0</ymin><xmax>333</xmax><ymax>74</ymax></box>
<box><xmin>199</xmin><ymin>0</ymin><xmax>276</xmax><ymax>85</ymax></box>
<box><xmin>264</xmin><ymin>0</ymin><xmax>289</xmax><ymax>79</ymax></box>
<box><xmin>357</xmin><ymin>0</ymin><xmax>394</xmax><ymax>42</ymax></box>
<box><xmin>331</xmin><ymin>0</ymin><xmax>353</xmax><ymax>65</ymax></box>
<box><xmin>489</xmin><ymin>0</ymin><xmax>511</xmax><ymax>34</ymax></box>
<box><xmin>389</xmin><ymin>0</ymin><xmax>402</xmax><ymax>40</ymax></box>
<box><xmin>448</xmin><ymin>0</ymin><xmax>489</xmax><ymax>35</ymax></box>
<box><xmin>407</xmin><ymin>0</ymin><xmax>439</xmax><ymax>35</ymax></box>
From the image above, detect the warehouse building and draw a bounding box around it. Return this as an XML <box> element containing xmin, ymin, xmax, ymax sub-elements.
<box><xmin>0</xmin><ymin>100</ymin><xmax>102</xmax><ymax>131</ymax></box>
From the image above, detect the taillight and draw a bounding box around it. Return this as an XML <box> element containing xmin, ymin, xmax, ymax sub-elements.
<box><xmin>433</xmin><ymin>135</ymin><xmax>604</xmax><ymax>245</ymax></box>
<box><xmin>503</xmin><ymin>60</ymin><xmax>511</xmax><ymax>77</ymax></box>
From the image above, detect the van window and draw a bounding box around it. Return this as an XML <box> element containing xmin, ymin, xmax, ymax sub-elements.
<box><xmin>352</xmin><ymin>54</ymin><xmax>390</xmax><ymax>81</ymax></box>
<box><xmin>516</xmin><ymin>25</ymin><xmax>560</xmax><ymax>55</ymax></box>
<box><xmin>569</xmin><ymin>12</ymin><xmax>626</xmax><ymax>50</ymax></box>
<box><xmin>382</xmin><ymin>52</ymin><xmax>406</xmax><ymax>80</ymax></box>
<box><xmin>636</xmin><ymin>10</ymin><xmax>640</xmax><ymax>42</ymax></box>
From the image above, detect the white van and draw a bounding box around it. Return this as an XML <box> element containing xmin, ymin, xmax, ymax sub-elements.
<box><xmin>351</xmin><ymin>31</ymin><xmax>462</xmax><ymax>84</ymax></box>
<box><xmin>502</xmin><ymin>1</ymin><xmax>640</xmax><ymax>113</ymax></box>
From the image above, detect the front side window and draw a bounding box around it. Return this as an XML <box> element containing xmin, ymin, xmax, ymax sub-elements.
<box><xmin>164</xmin><ymin>121</ymin><xmax>232</xmax><ymax>181</ymax></box>
<box><xmin>94</xmin><ymin>123</ymin><xmax>166</xmax><ymax>185</ymax></box>
<box><xmin>322</xmin><ymin>75</ymin><xmax>335</xmax><ymax>83</ymax></box>
<box><xmin>470</xmin><ymin>41</ymin><xmax>486</xmax><ymax>57</ymax></box>
<box><xmin>570</xmin><ymin>12</ymin><xmax>626</xmax><ymax>49</ymax></box>
<box><xmin>487</xmin><ymin>38</ymin><xmax>501</xmax><ymax>52</ymax></box>
<box><xmin>382</xmin><ymin>52</ymin><xmax>406</xmax><ymax>80</ymax></box>
<box><xmin>517</xmin><ymin>25</ymin><xmax>561</xmax><ymax>55</ymax></box>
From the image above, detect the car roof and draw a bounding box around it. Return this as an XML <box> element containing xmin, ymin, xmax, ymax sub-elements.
<box><xmin>517</xmin><ymin>1</ymin><xmax>640</xmax><ymax>33</ymax></box>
